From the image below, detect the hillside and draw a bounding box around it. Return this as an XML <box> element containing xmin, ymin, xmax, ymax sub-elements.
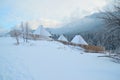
<box><xmin>0</xmin><ymin>37</ymin><xmax>120</xmax><ymax>80</ymax></box>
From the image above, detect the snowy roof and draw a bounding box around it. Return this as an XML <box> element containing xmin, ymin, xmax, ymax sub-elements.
<box><xmin>58</xmin><ymin>35</ymin><xmax>68</xmax><ymax>42</ymax></box>
<box><xmin>71</xmin><ymin>35</ymin><xmax>88</xmax><ymax>45</ymax></box>
<box><xmin>33</xmin><ymin>25</ymin><xmax>51</xmax><ymax>36</ymax></box>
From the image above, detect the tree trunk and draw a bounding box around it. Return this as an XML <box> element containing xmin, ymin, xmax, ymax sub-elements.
<box><xmin>16</xmin><ymin>37</ymin><xmax>19</xmax><ymax>45</ymax></box>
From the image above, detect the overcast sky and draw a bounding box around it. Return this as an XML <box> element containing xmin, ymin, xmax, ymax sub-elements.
<box><xmin>0</xmin><ymin>0</ymin><xmax>111</xmax><ymax>29</ymax></box>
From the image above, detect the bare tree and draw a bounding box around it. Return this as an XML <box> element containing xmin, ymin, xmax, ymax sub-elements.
<box><xmin>20</xmin><ymin>22</ymin><xmax>25</xmax><ymax>42</ymax></box>
<box><xmin>20</xmin><ymin>22</ymin><xmax>31</xmax><ymax>43</ymax></box>
<box><xmin>25</xmin><ymin>22</ymin><xmax>30</xmax><ymax>42</ymax></box>
<box><xmin>10</xmin><ymin>29</ymin><xmax>21</xmax><ymax>45</ymax></box>
<box><xmin>101</xmin><ymin>0</ymin><xmax>120</xmax><ymax>27</ymax></box>
<box><xmin>99</xmin><ymin>0</ymin><xmax>120</xmax><ymax>50</ymax></box>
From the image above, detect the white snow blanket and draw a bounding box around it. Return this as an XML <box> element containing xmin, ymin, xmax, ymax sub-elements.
<box><xmin>33</xmin><ymin>25</ymin><xmax>51</xmax><ymax>37</ymax></box>
<box><xmin>71</xmin><ymin>35</ymin><xmax>88</xmax><ymax>45</ymax></box>
<box><xmin>0</xmin><ymin>37</ymin><xmax>120</xmax><ymax>80</ymax></box>
<box><xmin>58</xmin><ymin>35</ymin><xmax>68</xmax><ymax>42</ymax></box>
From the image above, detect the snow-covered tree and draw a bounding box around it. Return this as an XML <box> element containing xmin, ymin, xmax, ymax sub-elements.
<box><xmin>99</xmin><ymin>0</ymin><xmax>120</xmax><ymax>50</ymax></box>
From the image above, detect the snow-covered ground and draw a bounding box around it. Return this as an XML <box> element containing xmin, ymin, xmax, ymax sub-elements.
<box><xmin>0</xmin><ymin>37</ymin><xmax>120</xmax><ymax>80</ymax></box>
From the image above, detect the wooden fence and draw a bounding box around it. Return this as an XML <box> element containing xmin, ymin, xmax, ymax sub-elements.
<box><xmin>57</xmin><ymin>40</ymin><xmax>105</xmax><ymax>53</ymax></box>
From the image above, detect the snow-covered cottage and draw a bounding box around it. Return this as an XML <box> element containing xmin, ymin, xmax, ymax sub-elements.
<box><xmin>71</xmin><ymin>35</ymin><xmax>88</xmax><ymax>45</ymax></box>
<box><xmin>33</xmin><ymin>25</ymin><xmax>52</xmax><ymax>40</ymax></box>
<box><xmin>58</xmin><ymin>34</ymin><xmax>68</xmax><ymax>42</ymax></box>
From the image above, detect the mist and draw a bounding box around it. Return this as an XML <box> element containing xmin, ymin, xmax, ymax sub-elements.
<box><xmin>48</xmin><ymin>12</ymin><xmax>104</xmax><ymax>35</ymax></box>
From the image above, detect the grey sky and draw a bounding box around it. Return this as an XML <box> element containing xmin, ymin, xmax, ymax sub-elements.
<box><xmin>0</xmin><ymin>0</ymin><xmax>111</xmax><ymax>29</ymax></box>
